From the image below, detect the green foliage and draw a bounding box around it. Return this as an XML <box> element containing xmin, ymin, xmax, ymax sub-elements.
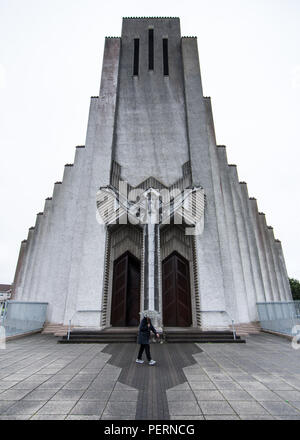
<box><xmin>289</xmin><ymin>278</ymin><xmax>300</xmax><ymax>300</ymax></box>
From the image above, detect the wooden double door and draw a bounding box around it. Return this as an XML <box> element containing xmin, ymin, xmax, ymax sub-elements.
<box><xmin>111</xmin><ymin>250</ymin><xmax>192</xmax><ymax>327</ymax></box>
<box><xmin>111</xmin><ymin>252</ymin><xmax>141</xmax><ymax>327</ymax></box>
<box><xmin>162</xmin><ymin>251</ymin><xmax>192</xmax><ymax>327</ymax></box>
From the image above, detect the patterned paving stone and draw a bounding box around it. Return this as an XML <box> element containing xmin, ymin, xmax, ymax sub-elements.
<box><xmin>109</xmin><ymin>390</ymin><xmax>139</xmax><ymax>402</ymax></box>
<box><xmin>80</xmin><ymin>390</ymin><xmax>111</xmax><ymax>401</ymax></box>
<box><xmin>103</xmin><ymin>342</ymin><xmax>201</xmax><ymax>420</ymax></box>
<box><xmin>228</xmin><ymin>400</ymin><xmax>268</xmax><ymax>415</ymax></box>
<box><xmin>36</xmin><ymin>400</ymin><xmax>76</xmax><ymax>415</ymax></box>
<box><xmin>214</xmin><ymin>381</ymin><xmax>242</xmax><ymax>390</ymax></box>
<box><xmin>275</xmin><ymin>390</ymin><xmax>300</xmax><ymax>401</ymax></box>
<box><xmin>31</xmin><ymin>415</ymin><xmax>67</xmax><ymax>420</ymax></box>
<box><xmin>194</xmin><ymin>390</ymin><xmax>225</xmax><ymax>401</ymax></box>
<box><xmin>240</xmin><ymin>415</ymin><xmax>275</xmax><ymax>420</ymax></box>
<box><xmin>65</xmin><ymin>415</ymin><xmax>99</xmax><ymax>420</ymax></box>
<box><xmin>260</xmin><ymin>401</ymin><xmax>300</xmax><ymax>415</ymax></box>
<box><xmin>23</xmin><ymin>389</ymin><xmax>58</xmax><ymax>401</ymax></box>
<box><xmin>199</xmin><ymin>401</ymin><xmax>236</xmax><ymax>415</ymax></box>
<box><xmin>166</xmin><ymin>390</ymin><xmax>195</xmax><ymax>401</ymax></box>
<box><xmin>0</xmin><ymin>381</ymin><xmax>17</xmax><ymax>390</ymax></box>
<box><xmin>4</xmin><ymin>400</ymin><xmax>46</xmax><ymax>415</ymax></box>
<box><xmin>0</xmin><ymin>415</ymin><xmax>30</xmax><ymax>420</ymax></box>
<box><xmin>220</xmin><ymin>390</ymin><xmax>254</xmax><ymax>401</ymax></box>
<box><xmin>0</xmin><ymin>389</ymin><xmax>31</xmax><ymax>400</ymax></box>
<box><xmin>242</xmin><ymin>383</ymin><xmax>270</xmax><ymax>392</ymax></box>
<box><xmin>168</xmin><ymin>401</ymin><xmax>201</xmax><ymax>416</ymax></box>
<box><xmin>188</xmin><ymin>381</ymin><xmax>217</xmax><ymax>390</ymax></box>
<box><xmin>275</xmin><ymin>415</ymin><xmax>300</xmax><ymax>420</ymax></box>
<box><xmin>51</xmin><ymin>390</ymin><xmax>84</xmax><ymax>401</ymax></box>
<box><xmin>2</xmin><ymin>332</ymin><xmax>300</xmax><ymax>420</ymax></box>
<box><xmin>70</xmin><ymin>400</ymin><xmax>106</xmax><ymax>416</ymax></box>
<box><xmin>205</xmin><ymin>415</ymin><xmax>240</xmax><ymax>420</ymax></box>
<box><xmin>247</xmin><ymin>389</ymin><xmax>283</xmax><ymax>401</ymax></box>
<box><xmin>289</xmin><ymin>401</ymin><xmax>300</xmax><ymax>411</ymax></box>
<box><xmin>171</xmin><ymin>415</ymin><xmax>205</xmax><ymax>420</ymax></box>
<box><xmin>102</xmin><ymin>402</ymin><xmax>137</xmax><ymax>417</ymax></box>
<box><xmin>0</xmin><ymin>400</ymin><xmax>17</xmax><ymax>414</ymax></box>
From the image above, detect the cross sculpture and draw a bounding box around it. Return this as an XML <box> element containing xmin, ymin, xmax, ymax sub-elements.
<box><xmin>96</xmin><ymin>183</ymin><xmax>205</xmax><ymax>330</ymax></box>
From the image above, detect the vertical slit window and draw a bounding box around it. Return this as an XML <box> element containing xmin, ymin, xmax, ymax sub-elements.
<box><xmin>163</xmin><ymin>38</ymin><xmax>169</xmax><ymax>76</ymax></box>
<box><xmin>149</xmin><ymin>29</ymin><xmax>154</xmax><ymax>70</ymax></box>
<box><xmin>133</xmin><ymin>38</ymin><xmax>139</xmax><ymax>76</ymax></box>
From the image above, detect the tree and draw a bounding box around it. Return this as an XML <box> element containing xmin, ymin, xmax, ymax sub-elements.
<box><xmin>289</xmin><ymin>278</ymin><xmax>300</xmax><ymax>301</ymax></box>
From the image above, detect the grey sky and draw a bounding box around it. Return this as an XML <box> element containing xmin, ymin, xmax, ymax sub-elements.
<box><xmin>0</xmin><ymin>0</ymin><xmax>299</xmax><ymax>283</ymax></box>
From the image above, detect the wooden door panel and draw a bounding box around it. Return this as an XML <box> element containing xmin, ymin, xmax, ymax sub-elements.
<box><xmin>162</xmin><ymin>251</ymin><xmax>192</xmax><ymax>327</ymax></box>
<box><xmin>126</xmin><ymin>256</ymin><xmax>141</xmax><ymax>326</ymax></box>
<box><xmin>111</xmin><ymin>254</ymin><xmax>128</xmax><ymax>327</ymax></box>
<box><xmin>111</xmin><ymin>252</ymin><xmax>141</xmax><ymax>327</ymax></box>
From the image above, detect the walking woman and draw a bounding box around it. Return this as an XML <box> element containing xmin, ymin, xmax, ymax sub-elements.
<box><xmin>136</xmin><ymin>315</ymin><xmax>160</xmax><ymax>365</ymax></box>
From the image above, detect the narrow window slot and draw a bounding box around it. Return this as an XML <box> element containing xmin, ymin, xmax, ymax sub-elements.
<box><xmin>149</xmin><ymin>29</ymin><xmax>154</xmax><ymax>70</ymax></box>
<box><xmin>163</xmin><ymin>38</ymin><xmax>169</xmax><ymax>76</ymax></box>
<box><xmin>133</xmin><ymin>39</ymin><xmax>139</xmax><ymax>76</ymax></box>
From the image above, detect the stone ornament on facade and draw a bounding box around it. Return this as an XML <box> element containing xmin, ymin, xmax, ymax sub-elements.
<box><xmin>96</xmin><ymin>182</ymin><xmax>205</xmax><ymax>235</ymax></box>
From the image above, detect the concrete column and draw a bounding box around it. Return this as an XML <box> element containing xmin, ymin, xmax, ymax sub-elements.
<box><xmin>217</xmin><ymin>147</ymin><xmax>250</xmax><ymax>323</ymax></box>
<box><xmin>258</xmin><ymin>213</ymin><xmax>279</xmax><ymax>301</ymax></box>
<box><xmin>11</xmin><ymin>240</ymin><xmax>27</xmax><ymax>299</ymax></box>
<box><xmin>205</xmin><ymin>99</ymin><xmax>238</xmax><ymax>322</ymax></box>
<box><xmin>267</xmin><ymin>227</ymin><xmax>286</xmax><ymax>301</ymax></box>
<box><xmin>275</xmin><ymin>240</ymin><xmax>293</xmax><ymax>301</ymax></box>
<box><xmin>17</xmin><ymin>227</ymin><xmax>35</xmax><ymax>301</ymax></box>
<box><xmin>228</xmin><ymin>166</ymin><xmax>257</xmax><ymax>321</ymax></box>
<box><xmin>181</xmin><ymin>38</ymin><xmax>227</xmax><ymax>330</ymax></box>
<box><xmin>62</xmin><ymin>147</ymin><xmax>88</xmax><ymax>325</ymax></box>
<box><xmin>31</xmin><ymin>198</ymin><xmax>52</xmax><ymax>302</ymax></box>
<box><xmin>39</xmin><ymin>182</ymin><xmax>63</xmax><ymax>322</ymax></box>
<box><xmin>22</xmin><ymin>213</ymin><xmax>44</xmax><ymax>302</ymax></box>
<box><xmin>248</xmin><ymin>199</ymin><xmax>272</xmax><ymax>301</ymax></box>
<box><xmin>47</xmin><ymin>165</ymin><xmax>78</xmax><ymax>324</ymax></box>
<box><xmin>239</xmin><ymin>183</ymin><xmax>265</xmax><ymax>304</ymax></box>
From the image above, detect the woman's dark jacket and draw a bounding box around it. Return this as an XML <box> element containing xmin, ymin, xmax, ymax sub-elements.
<box><xmin>137</xmin><ymin>317</ymin><xmax>157</xmax><ymax>344</ymax></box>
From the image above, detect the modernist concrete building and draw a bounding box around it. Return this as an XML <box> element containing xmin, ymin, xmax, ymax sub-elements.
<box><xmin>12</xmin><ymin>17</ymin><xmax>292</xmax><ymax>331</ymax></box>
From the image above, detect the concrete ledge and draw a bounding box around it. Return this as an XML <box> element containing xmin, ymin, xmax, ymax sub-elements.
<box><xmin>261</xmin><ymin>329</ymin><xmax>293</xmax><ymax>341</ymax></box>
<box><xmin>4</xmin><ymin>329</ymin><xmax>42</xmax><ymax>341</ymax></box>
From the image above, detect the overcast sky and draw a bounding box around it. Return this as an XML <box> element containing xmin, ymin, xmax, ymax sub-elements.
<box><xmin>0</xmin><ymin>0</ymin><xmax>299</xmax><ymax>284</ymax></box>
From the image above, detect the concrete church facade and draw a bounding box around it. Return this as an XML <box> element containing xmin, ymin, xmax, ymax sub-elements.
<box><xmin>12</xmin><ymin>17</ymin><xmax>292</xmax><ymax>331</ymax></box>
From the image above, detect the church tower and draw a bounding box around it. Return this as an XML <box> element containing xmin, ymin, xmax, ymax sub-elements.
<box><xmin>12</xmin><ymin>18</ymin><xmax>292</xmax><ymax>331</ymax></box>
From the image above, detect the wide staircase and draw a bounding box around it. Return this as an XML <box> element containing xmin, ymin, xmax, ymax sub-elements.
<box><xmin>59</xmin><ymin>327</ymin><xmax>138</xmax><ymax>344</ymax></box>
<box><xmin>58</xmin><ymin>326</ymin><xmax>246</xmax><ymax>344</ymax></box>
<box><xmin>42</xmin><ymin>323</ymin><xmax>71</xmax><ymax>337</ymax></box>
<box><xmin>229</xmin><ymin>322</ymin><xmax>261</xmax><ymax>337</ymax></box>
<box><xmin>164</xmin><ymin>328</ymin><xmax>245</xmax><ymax>343</ymax></box>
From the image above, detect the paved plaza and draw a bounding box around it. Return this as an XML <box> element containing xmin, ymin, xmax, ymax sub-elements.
<box><xmin>0</xmin><ymin>333</ymin><xmax>300</xmax><ymax>420</ymax></box>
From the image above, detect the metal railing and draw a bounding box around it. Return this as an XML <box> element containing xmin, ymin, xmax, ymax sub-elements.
<box><xmin>1</xmin><ymin>301</ymin><xmax>48</xmax><ymax>337</ymax></box>
<box><xmin>67</xmin><ymin>310</ymin><xmax>103</xmax><ymax>340</ymax></box>
<box><xmin>257</xmin><ymin>301</ymin><xmax>300</xmax><ymax>336</ymax></box>
<box><xmin>0</xmin><ymin>301</ymin><xmax>7</xmax><ymax>323</ymax></box>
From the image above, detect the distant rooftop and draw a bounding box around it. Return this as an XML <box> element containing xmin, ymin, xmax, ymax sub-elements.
<box><xmin>0</xmin><ymin>284</ymin><xmax>11</xmax><ymax>292</ymax></box>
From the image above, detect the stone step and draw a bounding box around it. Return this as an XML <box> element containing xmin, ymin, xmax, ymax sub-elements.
<box><xmin>166</xmin><ymin>338</ymin><xmax>246</xmax><ymax>343</ymax></box>
<box><xmin>230</xmin><ymin>322</ymin><xmax>261</xmax><ymax>335</ymax></box>
<box><xmin>58</xmin><ymin>329</ymin><xmax>245</xmax><ymax>344</ymax></box>
<box><xmin>59</xmin><ymin>338</ymin><xmax>136</xmax><ymax>344</ymax></box>
<box><xmin>42</xmin><ymin>324</ymin><xmax>71</xmax><ymax>336</ymax></box>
